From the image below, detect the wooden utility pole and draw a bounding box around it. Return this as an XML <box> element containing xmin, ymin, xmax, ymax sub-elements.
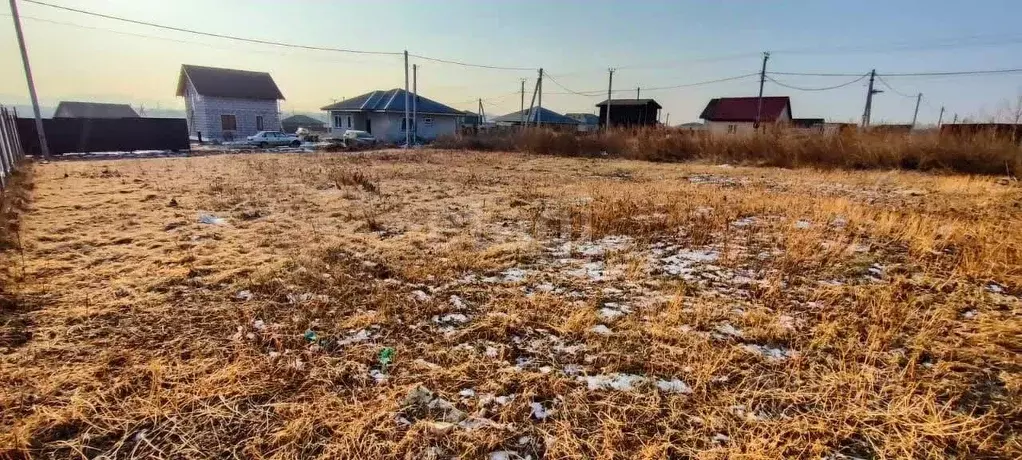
<box><xmin>861</xmin><ymin>69</ymin><xmax>880</xmax><ymax>127</ymax></box>
<box><xmin>606</xmin><ymin>68</ymin><xmax>615</xmax><ymax>130</ymax></box>
<box><xmin>636</xmin><ymin>87</ymin><xmax>640</xmax><ymax>99</ymax></box>
<box><xmin>519</xmin><ymin>79</ymin><xmax>525</xmax><ymax>126</ymax></box>
<box><xmin>910</xmin><ymin>92</ymin><xmax>922</xmax><ymax>129</ymax></box>
<box><xmin>526</xmin><ymin>78</ymin><xmax>539</xmax><ymax>127</ymax></box>
<box><xmin>952</xmin><ymin>113</ymin><xmax>958</xmax><ymax>124</ymax></box>
<box><xmin>537</xmin><ymin>68</ymin><xmax>544</xmax><ymax>127</ymax></box>
<box><xmin>937</xmin><ymin>106</ymin><xmax>945</xmax><ymax>127</ymax></box>
<box><xmin>9</xmin><ymin>0</ymin><xmax>49</xmax><ymax>158</ymax></box>
<box><xmin>403</xmin><ymin>50</ymin><xmax>410</xmax><ymax>147</ymax></box>
<box><xmin>412</xmin><ymin>64</ymin><xmax>417</xmax><ymax>142</ymax></box>
<box><xmin>665</xmin><ymin>113</ymin><xmax>670</xmax><ymax>126</ymax></box>
<box><xmin>755</xmin><ymin>52</ymin><xmax>770</xmax><ymax>129</ymax></box>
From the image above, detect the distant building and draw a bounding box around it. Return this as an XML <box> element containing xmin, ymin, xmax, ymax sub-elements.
<box><xmin>53</xmin><ymin>101</ymin><xmax>138</xmax><ymax>119</ymax></box>
<box><xmin>792</xmin><ymin>118</ymin><xmax>825</xmax><ymax>132</ymax></box>
<box><xmin>177</xmin><ymin>64</ymin><xmax>284</xmax><ymax>141</ymax></box>
<box><xmin>461</xmin><ymin>110</ymin><xmax>482</xmax><ymax>128</ymax></box>
<box><xmin>493</xmin><ymin>107</ymin><xmax>580</xmax><ymax>128</ymax></box>
<box><xmin>678</xmin><ymin>122</ymin><xmax>707</xmax><ymax>132</ymax></box>
<box><xmin>321</xmin><ymin>88</ymin><xmax>463</xmax><ymax>143</ymax></box>
<box><xmin>596</xmin><ymin>99</ymin><xmax>662</xmax><ymax>127</ymax></box>
<box><xmin>698</xmin><ymin>96</ymin><xmax>792</xmax><ymax>135</ymax></box>
<box><xmin>281</xmin><ymin>115</ymin><xmax>326</xmax><ymax>134</ymax></box>
<box><xmin>565</xmin><ymin>112</ymin><xmax>600</xmax><ymax>132</ymax></box>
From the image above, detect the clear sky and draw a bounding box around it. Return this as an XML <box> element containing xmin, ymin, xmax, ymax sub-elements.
<box><xmin>2</xmin><ymin>0</ymin><xmax>1022</xmax><ymax>124</ymax></box>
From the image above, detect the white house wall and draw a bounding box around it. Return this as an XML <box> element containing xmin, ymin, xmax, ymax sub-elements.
<box><xmin>328</xmin><ymin>111</ymin><xmax>458</xmax><ymax>143</ymax></box>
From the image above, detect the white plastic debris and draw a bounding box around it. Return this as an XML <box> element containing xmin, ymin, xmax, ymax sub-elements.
<box><xmin>235</xmin><ymin>290</ymin><xmax>253</xmax><ymax>301</ymax></box>
<box><xmin>962</xmin><ymin>310</ymin><xmax>978</xmax><ymax>319</ymax></box>
<box><xmin>369</xmin><ymin>369</ymin><xmax>388</xmax><ymax>383</ymax></box>
<box><xmin>198</xmin><ymin>214</ymin><xmax>226</xmax><ymax>225</ymax></box>
<box><xmin>712</xmin><ymin>433</ymin><xmax>730</xmax><ymax>443</ymax></box>
<box><xmin>458</xmin><ymin>389</ymin><xmax>476</xmax><ymax>398</ymax></box>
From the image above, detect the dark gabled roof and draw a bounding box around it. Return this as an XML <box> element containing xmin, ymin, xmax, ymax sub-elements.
<box><xmin>177</xmin><ymin>64</ymin><xmax>284</xmax><ymax>100</ymax></box>
<box><xmin>320</xmin><ymin>89</ymin><xmax>462</xmax><ymax>115</ymax></box>
<box><xmin>53</xmin><ymin>101</ymin><xmax>138</xmax><ymax>118</ymax></box>
<box><xmin>699</xmin><ymin>97</ymin><xmax>791</xmax><ymax>122</ymax></box>
<box><xmin>281</xmin><ymin>114</ymin><xmax>325</xmax><ymax>126</ymax></box>
<box><xmin>596</xmin><ymin>99</ymin><xmax>662</xmax><ymax>109</ymax></box>
<box><xmin>565</xmin><ymin>113</ymin><xmax>600</xmax><ymax>124</ymax></box>
<box><xmin>493</xmin><ymin>107</ymin><xmax>580</xmax><ymax>125</ymax></box>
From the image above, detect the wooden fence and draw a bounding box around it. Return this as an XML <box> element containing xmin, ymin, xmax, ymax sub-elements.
<box><xmin>0</xmin><ymin>105</ymin><xmax>26</xmax><ymax>191</ymax></box>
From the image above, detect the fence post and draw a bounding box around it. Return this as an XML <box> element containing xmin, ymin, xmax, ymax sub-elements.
<box><xmin>11</xmin><ymin>107</ymin><xmax>24</xmax><ymax>161</ymax></box>
<box><xmin>0</xmin><ymin>108</ymin><xmax>10</xmax><ymax>190</ymax></box>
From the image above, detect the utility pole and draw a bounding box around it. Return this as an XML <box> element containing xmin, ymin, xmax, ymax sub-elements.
<box><xmin>754</xmin><ymin>51</ymin><xmax>770</xmax><ymax>130</ymax></box>
<box><xmin>412</xmin><ymin>64</ymin><xmax>418</xmax><ymax>143</ymax></box>
<box><xmin>636</xmin><ymin>87</ymin><xmax>640</xmax><ymax>99</ymax></box>
<box><xmin>937</xmin><ymin>106</ymin><xmax>945</xmax><ymax>127</ymax></box>
<box><xmin>526</xmin><ymin>78</ymin><xmax>539</xmax><ymax>127</ymax></box>
<box><xmin>537</xmin><ymin>68</ymin><xmax>544</xmax><ymax>127</ymax></box>
<box><xmin>403</xmin><ymin>50</ymin><xmax>410</xmax><ymax>147</ymax></box>
<box><xmin>606</xmin><ymin>68</ymin><xmax>615</xmax><ymax>130</ymax></box>
<box><xmin>665</xmin><ymin>113</ymin><xmax>670</xmax><ymax>126</ymax></box>
<box><xmin>477</xmin><ymin>98</ymin><xmax>486</xmax><ymax>124</ymax></box>
<box><xmin>861</xmin><ymin>69</ymin><xmax>881</xmax><ymax>128</ymax></box>
<box><xmin>910</xmin><ymin>92</ymin><xmax>922</xmax><ymax>130</ymax></box>
<box><xmin>9</xmin><ymin>0</ymin><xmax>49</xmax><ymax>158</ymax></box>
<box><xmin>519</xmin><ymin>79</ymin><xmax>525</xmax><ymax>126</ymax></box>
<box><xmin>952</xmin><ymin>113</ymin><xmax>958</xmax><ymax>124</ymax></box>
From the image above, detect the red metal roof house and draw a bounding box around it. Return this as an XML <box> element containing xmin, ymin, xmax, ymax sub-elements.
<box><xmin>698</xmin><ymin>96</ymin><xmax>792</xmax><ymax>135</ymax></box>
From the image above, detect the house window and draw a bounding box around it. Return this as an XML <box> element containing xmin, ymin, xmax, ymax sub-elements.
<box><xmin>333</xmin><ymin>115</ymin><xmax>343</xmax><ymax>128</ymax></box>
<box><xmin>347</xmin><ymin>116</ymin><xmax>352</xmax><ymax>128</ymax></box>
<box><xmin>221</xmin><ymin>114</ymin><xmax>237</xmax><ymax>131</ymax></box>
<box><xmin>423</xmin><ymin>117</ymin><xmax>434</xmax><ymax>127</ymax></box>
<box><xmin>727</xmin><ymin>124</ymin><xmax>737</xmax><ymax>134</ymax></box>
<box><xmin>256</xmin><ymin>116</ymin><xmax>264</xmax><ymax>131</ymax></box>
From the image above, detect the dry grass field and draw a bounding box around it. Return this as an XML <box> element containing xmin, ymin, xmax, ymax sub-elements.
<box><xmin>1</xmin><ymin>150</ymin><xmax>1020</xmax><ymax>459</ymax></box>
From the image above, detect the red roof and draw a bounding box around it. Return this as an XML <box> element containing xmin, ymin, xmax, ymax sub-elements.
<box><xmin>699</xmin><ymin>97</ymin><xmax>791</xmax><ymax>122</ymax></box>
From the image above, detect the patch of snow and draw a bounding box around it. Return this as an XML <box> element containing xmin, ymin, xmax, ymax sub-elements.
<box><xmin>599</xmin><ymin>308</ymin><xmax>626</xmax><ymax>320</ymax></box>
<box><xmin>336</xmin><ymin>328</ymin><xmax>375</xmax><ymax>346</ymax></box>
<box><xmin>369</xmin><ymin>369</ymin><xmax>388</xmax><ymax>383</ymax></box>
<box><xmin>591</xmin><ymin>324</ymin><xmax>613</xmax><ymax>335</ymax></box>
<box><xmin>731</xmin><ymin>217</ymin><xmax>757</xmax><ymax>227</ymax></box>
<box><xmin>459</xmin><ymin>389</ymin><xmax>476</xmax><ymax>398</ymax></box>
<box><xmin>566</xmin><ymin>261</ymin><xmax>615</xmax><ymax>281</ymax></box>
<box><xmin>449</xmin><ymin>295</ymin><xmax>467</xmax><ymax>308</ymax></box>
<box><xmin>579</xmin><ymin>373</ymin><xmax>646</xmax><ymax>391</ymax></box>
<box><xmin>656</xmin><ymin>378</ymin><xmax>693</xmax><ymax>394</ymax></box>
<box><xmin>529</xmin><ymin>402</ymin><xmax>552</xmax><ymax>420</ymax></box>
<box><xmin>488</xmin><ymin>451</ymin><xmax>519</xmax><ymax>460</ymax></box>
<box><xmin>795</xmin><ymin>220</ymin><xmax>812</xmax><ymax>229</ymax></box>
<box><xmin>411</xmin><ymin>290</ymin><xmax>431</xmax><ymax>302</ymax></box>
<box><xmin>534</xmin><ymin>283</ymin><xmax>556</xmax><ymax>292</ymax></box>
<box><xmin>433</xmin><ymin>313</ymin><xmax>469</xmax><ymax>324</ymax></box>
<box><xmin>962</xmin><ymin>310</ymin><xmax>978</xmax><ymax>319</ymax></box>
<box><xmin>252</xmin><ymin>319</ymin><xmax>265</xmax><ymax>331</ymax></box>
<box><xmin>502</xmin><ymin>268</ymin><xmax>528</xmax><ymax>283</ymax></box>
<box><xmin>712</xmin><ymin>433</ymin><xmax>730</xmax><ymax>443</ymax></box>
<box><xmin>562</xmin><ymin>364</ymin><xmax>584</xmax><ymax>376</ymax></box>
<box><xmin>986</xmin><ymin>283</ymin><xmax>1005</xmax><ymax>294</ymax></box>
<box><xmin>714</xmin><ymin>323</ymin><xmax>743</xmax><ymax>338</ymax></box>
<box><xmin>660</xmin><ymin>248</ymin><xmax>721</xmax><ymax>277</ymax></box>
<box><xmin>743</xmin><ymin>344</ymin><xmax>793</xmax><ymax>361</ymax></box>
<box><xmin>236</xmin><ymin>290</ymin><xmax>253</xmax><ymax>301</ymax></box>
<box><xmin>484</xmin><ymin>346</ymin><xmax>499</xmax><ymax>358</ymax></box>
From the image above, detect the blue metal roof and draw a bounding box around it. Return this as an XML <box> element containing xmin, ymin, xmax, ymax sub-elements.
<box><xmin>320</xmin><ymin>89</ymin><xmax>462</xmax><ymax>115</ymax></box>
<box><xmin>493</xmin><ymin>107</ymin><xmax>580</xmax><ymax>125</ymax></box>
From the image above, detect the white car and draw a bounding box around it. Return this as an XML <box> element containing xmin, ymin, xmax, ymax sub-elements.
<box><xmin>247</xmin><ymin>131</ymin><xmax>301</xmax><ymax>148</ymax></box>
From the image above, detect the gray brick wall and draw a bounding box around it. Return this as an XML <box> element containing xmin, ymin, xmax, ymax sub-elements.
<box><xmin>183</xmin><ymin>80</ymin><xmax>280</xmax><ymax>142</ymax></box>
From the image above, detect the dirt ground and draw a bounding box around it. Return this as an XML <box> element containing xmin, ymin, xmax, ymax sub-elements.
<box><xmin>1</xmin><ymin>150</ymin><xmax>1020</xmax><ymax>459</ymax></box>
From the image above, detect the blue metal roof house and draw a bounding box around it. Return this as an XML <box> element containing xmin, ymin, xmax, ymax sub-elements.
<box><xmin>321</xmin><ymin>88</ymin><xmax>464</xmax><ymax>143</ymax></box>
<box><xmin>493</xmin><ymin>107</ymin><xmax>581</xmax><ymax>127</ymax></box>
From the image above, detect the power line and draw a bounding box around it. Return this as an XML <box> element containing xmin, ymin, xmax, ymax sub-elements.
<box><xmin>545</xmin><ymin>73</ymin><xmax>759</xmax><ymax>96</ymax></box>
<box><xmin>769</xmin><ymin>71</ymin><xmax>873</xmax><ymax>77</ymax></box>
<box><xmin>543</xmin><ymin>73</ymin><xmax>602</xmax><ymax>97</ymax></box>
<box><xmin>766</xmin><ymin>73</ymin><xmax>869</xmax><ymax>91</ymax></box>
<box><xmin>409</xmin><ymin>54</ymin><xmax>534</xmax><ymax>71</ymax></box>
<box><xmin>22</xmin><ymin>0</ymin><xmax>402</xmax><ymax>56</ymax></box>
<box><xmin>881</xmin><ymin>68</ymin><xmax>1022</xmax><ymax>77</ymax></box>
<box><xmin>874</xmin><ymin>75</ymin><xmax>917</xmax><ymax>98</ymax></box>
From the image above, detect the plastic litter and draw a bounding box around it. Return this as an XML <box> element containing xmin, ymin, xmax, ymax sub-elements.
<box><xmin>198</xmin><ymin>214</ymin><xmax>226</xmax><ymax>225</ymax></box>
<box><xmin>303</xmin><ymin>330</ymin><xmax>319</xmax><ymax>343</ymax></box>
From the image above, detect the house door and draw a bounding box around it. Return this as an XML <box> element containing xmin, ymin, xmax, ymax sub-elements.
<box><xmin>365</xmin><ymin>118</ymin><xmax>372</xmax><ymax>134</ymax></box>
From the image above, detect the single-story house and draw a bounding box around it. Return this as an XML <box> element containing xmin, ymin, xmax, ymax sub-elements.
<box><xmin>281</xmin><ymin>114</ymin><xmax>326</xmax><ymax>133</ymax></box>
<box><xmin>792</xmin><ymin>118</ymin><xmax>825</xmax><ymax>132</ymax></box>
<box><xmin>565</xmin><ymin>112</ymin><xmax>600</xmax><ymax>132</ymax></box>
<box><xmin>493</xmin><ymin>107</ymin><xmax>580</xmax><ymax>127</ymax></box>
<box><xmin>596</xmin><ymin>99</ymin><xmax>662</xmax><ymax>127</ymax></box>
<box><xmin>176</xmin><ymin>64</ymin><xmax>284</xmax><ymax>142</ymax></box>
<box><xmin>699</xmin><ymin>96</ymin><xmax>792</xmax><ymax>135</ymax></box>
<box><xmin>53</xmin><ymin>101</ymin><xmax>138</xmax><ymax>118</ymax></box>
<box><xmin>320</xmin><ymin>88</ymin><xmax>462</xmax><ymax>143</ymax></box>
